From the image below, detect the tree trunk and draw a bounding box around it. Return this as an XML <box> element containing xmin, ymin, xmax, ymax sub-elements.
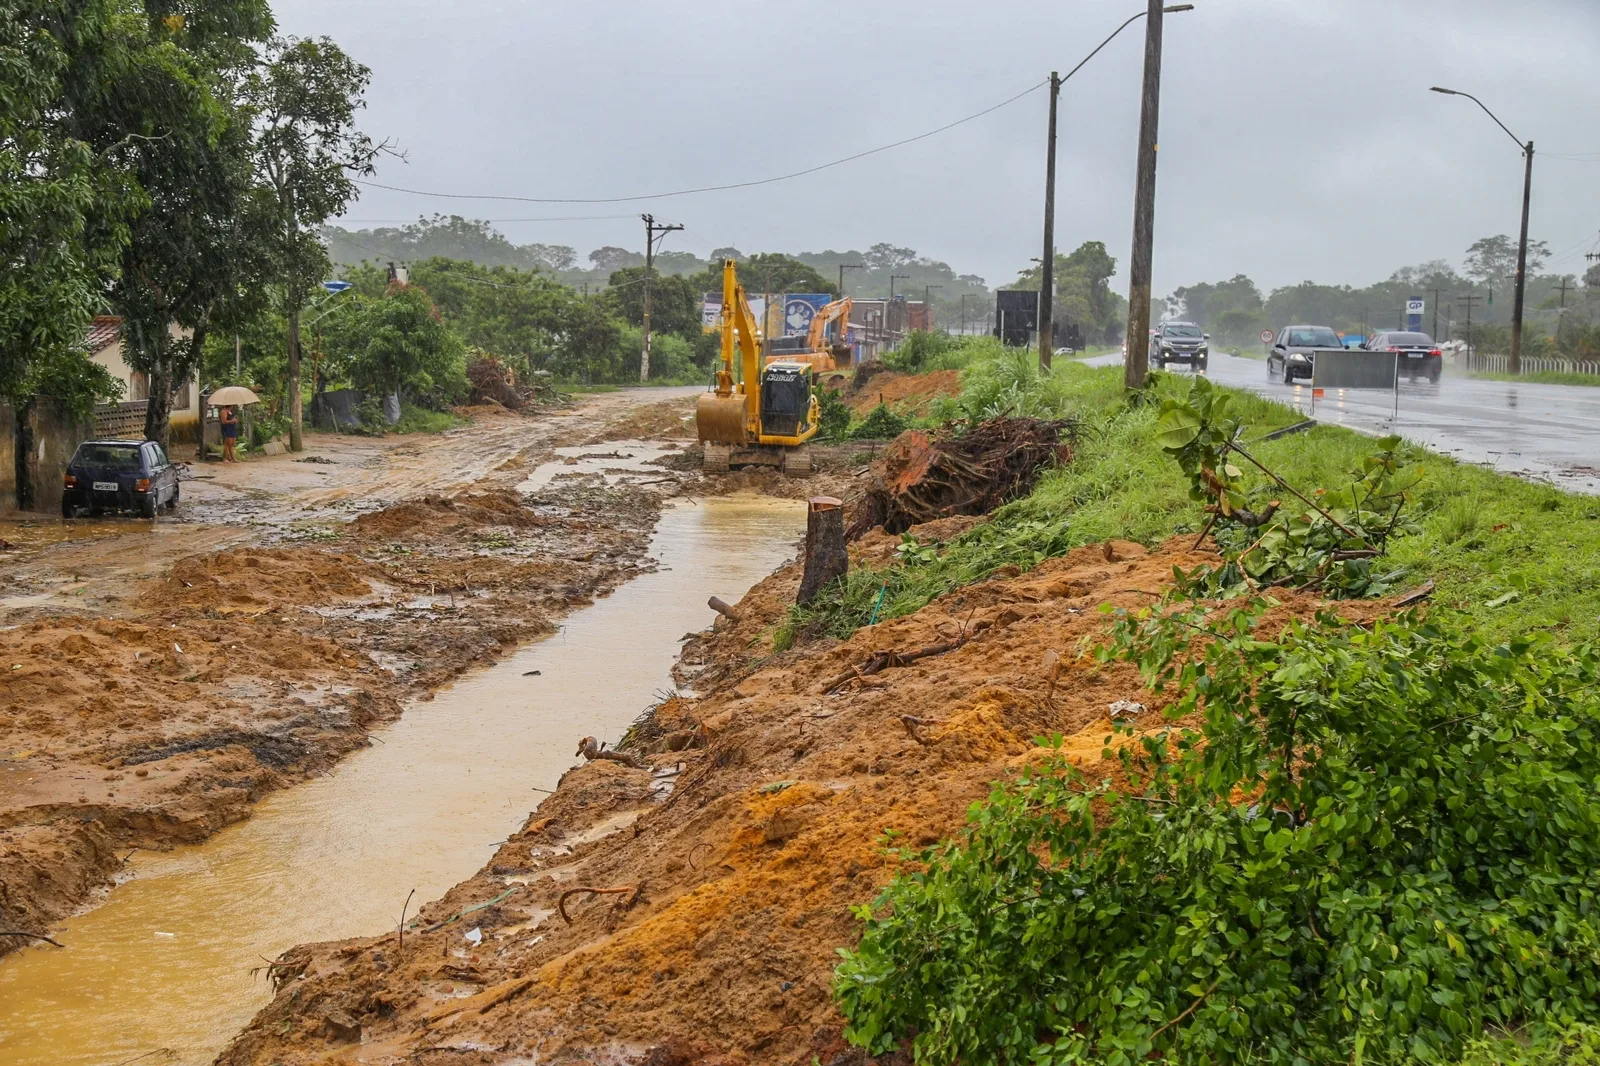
<box><xmin>798</xmin><ymin>496</ymin><xmax>848</xmax><ymax>606</ymax></box>
<box><xmin>287</xmin><ymin>305</ymin><xmax>303</xmax><ymax>452</ymax></box>
<box><xmin>143</xmin><ymin>331</ymin><xmax>174</xmax><ymax>447</ymax></box>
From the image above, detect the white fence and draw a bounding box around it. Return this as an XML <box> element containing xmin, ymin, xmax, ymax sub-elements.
<box><xmin>1455</xmin><ymin>351</ymin><xmax>1600</xmax><ymax>377</ymax></box>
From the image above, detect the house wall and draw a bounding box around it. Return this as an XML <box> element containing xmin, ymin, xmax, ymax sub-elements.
<box><xmin>88</xmin><ymin>334</ymin><xmax>201</xmax><ymax>431</ymax></box>
<box><xmin>20</xmin><ymin>400</ymin><xmax>93</xmax><ymax>513</ymax></box>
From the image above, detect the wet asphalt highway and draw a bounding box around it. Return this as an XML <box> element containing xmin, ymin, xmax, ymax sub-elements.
<box><xmin>1085</xmin><ymin>352</ymin><xmax>1600</xmax><ymax>495</ymax></box>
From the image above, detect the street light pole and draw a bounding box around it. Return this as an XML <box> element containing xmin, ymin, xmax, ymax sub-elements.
<box><xmin>1430</xmin><ymin>86</ymin><xmax>1533</xmax><ymax>374</ymax></box>
<box><xmin>889</xmin><ymin>274</ymin><xmax>910</xmax><ymax>347</ymax></box>
<box><xmin>1039</xmin><ymin>69</ymin><xmax>1061</xmax><ymax>372</ymax></box>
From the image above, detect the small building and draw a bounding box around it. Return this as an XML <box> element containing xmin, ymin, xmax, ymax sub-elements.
<box><xmin>83</xmin><ymin>315</ymin><xmax>201</xmax><ymax>441</ymax></box>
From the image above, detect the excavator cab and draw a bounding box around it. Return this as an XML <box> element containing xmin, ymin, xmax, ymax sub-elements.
<box><xmin>759</xmin><ymin>362</ymin><xmax>813</xmax><ymax>438</ymax></box>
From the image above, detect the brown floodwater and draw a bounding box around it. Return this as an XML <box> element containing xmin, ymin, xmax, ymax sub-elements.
<box><xmin>0</xmin><ymin>494</ymin><xmax>805</xmax><ymax>1066</ymax></box>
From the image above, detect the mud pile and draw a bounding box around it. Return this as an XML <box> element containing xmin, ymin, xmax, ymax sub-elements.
<box><xmin>847</xmin><ymin>368</ymin><xmax>961</xmax><ymax>417</ymax></box>
<box><xmin>223</xmin><ymin>534</ymin><xmax>1359</xmax><ymax>1064</ymax></box>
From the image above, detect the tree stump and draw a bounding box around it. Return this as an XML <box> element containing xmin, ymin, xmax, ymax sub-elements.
<box><xmin>798</xmin><ymin>496</ymin><xmax>847</xmax><ymax>605</ymax></box>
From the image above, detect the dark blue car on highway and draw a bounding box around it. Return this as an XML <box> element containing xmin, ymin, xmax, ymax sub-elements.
<box><xmin>61</xmin><ymin>439</ymin><xmax>180</xmax><ymax>518</ymax></box>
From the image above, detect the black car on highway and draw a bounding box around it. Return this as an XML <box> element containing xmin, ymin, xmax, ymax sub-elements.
<box><xmin>61</xmin><ymin>439</ymin><xmax>180</xmax><ymax>518</ymax></box>
<box><xmin>1365</xmin><ymin>330</ymin><xmax>1443</xmax><ymax>383</ymax></box>
<box><xmin>1268</xmin><ymin>325</ymin><xmax>1344</xmax><ymax>383</ymax></box>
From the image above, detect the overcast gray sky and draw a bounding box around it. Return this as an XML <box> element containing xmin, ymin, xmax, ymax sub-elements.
<box><xmin>273</xmin><ymin>0</ymin><xmax>1600</xmax><ymax>296</ymax></box>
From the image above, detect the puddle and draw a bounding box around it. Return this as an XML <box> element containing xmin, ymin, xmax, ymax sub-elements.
<box><xmin>0</xmin><ymin>493</ymin><xmax>805</xmax><ymax>1066</ymax></box>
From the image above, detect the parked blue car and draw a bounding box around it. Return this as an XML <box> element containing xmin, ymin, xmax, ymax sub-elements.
<box><xmin>61</xmin><ymin>439</ymin><xmax>180</xmax><ymax>518</ymax></box>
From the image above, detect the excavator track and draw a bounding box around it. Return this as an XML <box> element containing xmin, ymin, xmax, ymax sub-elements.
<box><xmin>702</xmin><ymin>443</ymin><xmax>731</xmax><ymax>473</ymax></box>
<box><xmin>781</xmin><ymin>445</ymin><xmax>813</xmax><ymax>477</ymax></box>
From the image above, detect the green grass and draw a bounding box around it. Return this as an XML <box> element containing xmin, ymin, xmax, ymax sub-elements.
<box><xmin>787</xmin><ymin>359</ymin><xmax>1600</xmax><ymax>647</ymax></box>
<box><xmin>1465</xmin><ymin>370</ymin><xmax>1600</xmax><ymax>387</ymax></box>
<box><xmin>394</xmin><ymin>403</ymin><xmax>465</xmax><ymax>434</ymax></box>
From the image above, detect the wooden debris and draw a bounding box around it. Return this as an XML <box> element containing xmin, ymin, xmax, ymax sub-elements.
<box><xmin>576</xmin><ymin>736</ymin><xmax>645</xmax><ymax>769</ymax></box>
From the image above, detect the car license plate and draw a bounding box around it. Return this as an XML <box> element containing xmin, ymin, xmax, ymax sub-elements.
<box><xmin>1406</xmin><ymin>352</ymin><xmax>1424</xmax><ymax>358</ymax></box>
<box><xmin>93</xmin><ymin>481</ymin><xmax>118</xmax><ymax>492</ymax></box>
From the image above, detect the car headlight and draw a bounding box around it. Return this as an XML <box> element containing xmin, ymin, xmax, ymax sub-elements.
<box><xmin>1288</xmin><ymin>352</ymin><xmax>1309</xmax><ymax>362</ymax></box>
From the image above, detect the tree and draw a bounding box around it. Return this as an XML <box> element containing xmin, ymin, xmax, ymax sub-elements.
<box><xmin>1585</xmin><ymin>262</ymin><xmax>1600</xmax><ymax>291</ymax></box>
<box><xmin>0</xmin><ymin>0</ymin><xmax>143</xmax><ymax>405</ymax></box>
<box><xmin>588</xmin><ymin>245</ymin><xmax>642</xmax><ymax>271</ymax></box>
<box><xmin>245</xmin><ymin>35</ymin><xmax>381</xmax><ymax>451</ymax></box>
<box><xmin>697</xmin><ymin>252</ymin><xmax>835</xmax><ymax>297</ymax></box>
<box><xmin>327</xmin><ymin>283</ymin><xmax>464</xmax><ymax>407</ymax></box>
<box><xmin>523</xmin><ymin>242</ymin><xmax>575</xmax><ymax>272</ymax></box>
<box><xmin>605</xmin><ymin>266</ymin><xmax>698</xmax><ymax>335</ymax></box>
<box><xmin>99</xmin><ymin>1</ymin><xmax>275</xmax><ymax>446</ymax></box>
<box><xmin>863</xmin><ymin>242</ymin><xmax>917</xmax><ymax>271</ymax></box>
<box><xmin>709</xmin><ymin>246</ymin><xmax>743</xmax><ymax>262</ymax></box>
<box><xmin>1013</xmin><ymin>241</ymin><xmax>1123</xmax><ymax>343</ymax></box>
<box><xmin>1464</xmin><ymin>233</ymin><xmax>1549</xmax><ymax>287</ymax></box>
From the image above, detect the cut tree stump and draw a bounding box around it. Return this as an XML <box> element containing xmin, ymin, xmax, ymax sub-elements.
<box><xmin>798</xmin><ymin>496</ymin><xmax>847</xmax><ymax>606</ymax></box>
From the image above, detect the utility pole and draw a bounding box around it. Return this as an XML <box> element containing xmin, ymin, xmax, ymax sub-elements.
<box><xmin>1122</xmin><ymin>0</ymin><xmax>1166</xmax><ymax>390</ymax></box>
<box><xmin>1428</xmin><ymin>286</ymin><xmax>1445</xmax><ymax>340</ymax></box>
<box><xmin>889</xmin><ymin>274</ymin><xmax>909</xmax><ymax>347</ymax></box>
<box><xmin>639</xmin><ymin>213</ymin><xmax>683</xmax><ymax>384</ymax></box>
<box><xmin>1458</xmin><ymin>293</ymin><xmax>1483</xmax><ymax>360</ymax></box>
<box><xmin>925</xmin><ymin>284</ymin><xmax>943</xmax><ymax>333</ymax></box>
<box><xmin>960</xmin><ymin>294</ymin><xmax>969</xmax><ymax>336</ymax></box>
<box><xmin>1039</xmin><ymin>69</ymin><xmax>1062</xmax><ymax>371</ymax></box>
<box><xmin>838</xmin><ymin>262</ymin><xmax>863</xmax><ymax>298</ymax></box>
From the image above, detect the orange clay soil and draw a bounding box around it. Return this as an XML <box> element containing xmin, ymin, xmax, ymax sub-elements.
<box><xmin>847</xmin><ymin>369</ymin><xmax>961</xmax><ymax>417</ymax></box>
<box><xmin>219</xmin><ymin>533</ymin><xmax>1389</xmax><ymax>1066</ymax></box>
<box><xmin>0</xmin><ymin>479</ymin><xmax>663</xmax><ymax>957</ymax></box>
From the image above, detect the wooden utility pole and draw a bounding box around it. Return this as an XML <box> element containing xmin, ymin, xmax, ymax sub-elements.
<box><xmin>1039</xmin><ymin>70</ymin><xmax>1062</xmax><ymax>371</ymax></box>
<box><xmin>838</xmin><ymin>262</ymin><xmax>863</xmax><ymax>298</ymax></box>
<box><xmin>1122</xmin><ymin>0</ymin><xmax>1166</xmax><ymax>390</ymax></box>
<box><xmin>639</xmin><ymin>213</ymin><xmax>684</xmax><ymax>383</ymax></box>
<box><xmin>1428</xmin><ymin>286</ymin><xmax>1445</xmax><ymax>340</ymax></box>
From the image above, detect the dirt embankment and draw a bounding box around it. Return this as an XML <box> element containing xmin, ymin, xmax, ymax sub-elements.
<box><xmin>0</xmin><ymin>473</ymin><xmax>663</xmax><ymax>955</ymax></box>
<box><xmin>847</xmin><ymin>368</ymin><xmax>961</xmax><ymax>417</ymax></box>
<box><xmin>221</xmin><ymin>529</ymin><xmax>1355</xmax><ymax>1064</ymax></box>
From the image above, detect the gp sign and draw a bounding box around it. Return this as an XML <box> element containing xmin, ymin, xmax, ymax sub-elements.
<box><xmin>1406</xmin><ymin>298</ymin><xmax>1425</xmax><ymax>316</ymax></box>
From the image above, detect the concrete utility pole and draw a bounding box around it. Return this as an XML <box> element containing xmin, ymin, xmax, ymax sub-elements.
<box><xmin>1123</xmin><ymin>0</ymin><xmax>1167</xmax><ymax>390</ymax></box>
<box><xmin>1428</xmin><ymin>286</ymin><xmax>1445</xmax><ymax>340</ymax></box>
<box><xmin>1458</xmin><ymin>293</ymin><xmax>1483</xmax><ymax>359</ymax></box>
<box><xmin>639</xmin><ymin>213</ymin><xmax>684</xmax><ymax>384</ymax></box>
<box><xmin>1039</xmin><ymin>69</ymin><xmax>1061</xmax><ymax>371</ymax></box>
<box><xmin>888</xmin><ymin>274</ymin><xmax>909</xmax><ymax>346</ymax></box>
<box><xmin>838</xmin><ymin>262</ymin><xmax>863</xmax><ymax>298</ymax></box>
<box><xmin>1430</xmin><ymin>87</ymin><xmax>1534</xmax><ymax>374</ymax></box>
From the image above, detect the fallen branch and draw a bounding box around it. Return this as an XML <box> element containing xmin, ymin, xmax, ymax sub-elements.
<box><xmin>1393</xmin><ymin>579</ymin><xmax>1436</xmax><ymax>607</ymax></box>
<box><xmin>900</xmin><ymin>714</ymin><xmax>941</xmax><ymax>744</ymax></box>
<box><xmin>0</xmin><ymin>930</ymin><xmax>63</xmax><ymax>948</ymax></box>
<box><xmin>821</xmin><ymin>621</ymin><xmax>993</xmax><ymax>694</ymax></box>
<box><xmin>1225</xmin><ymin>442</ymin><xmax>1363</xmax><ymax>542</ymax></box>
<box><xmin>558</xmin><ymin>885</ymin><xmax>639</xmax><ymax>925</ymax></box>
<box><xmin>575</xmin><ymin>736</ymin><xmax>645</xmax><ymax>769</ymax></box>
<box><xmin>707</xmin><ymin>595</ymin><xmax>740</xmax><ymax>622</ymax></box>
<box><xmin>397</xmin><ymin>887</ymin><xmax>416</xmax><ymax>950</ymax></box>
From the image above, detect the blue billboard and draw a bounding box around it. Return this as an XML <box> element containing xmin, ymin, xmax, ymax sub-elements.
<box><xmin>783</xmin><ymin>293</ymin><xmax>831</xmax><ymax>337</ymax></box>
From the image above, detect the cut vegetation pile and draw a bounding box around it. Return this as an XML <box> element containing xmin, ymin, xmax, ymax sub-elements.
<box><xmin>847</xmin><ymin>416</ymin><xmax>1072</xmax><ymax>538</ymax></box>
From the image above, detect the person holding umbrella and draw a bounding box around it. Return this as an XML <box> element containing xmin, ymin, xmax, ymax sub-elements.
<box><xmin>208</xmin><ymin>386</ymin><xmax>261</xmax><ymax>463</ymax></box>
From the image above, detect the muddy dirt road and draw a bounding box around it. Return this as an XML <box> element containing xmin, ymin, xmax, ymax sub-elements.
<box><xmin>0</xmin><ymin>388</ymin><xmax>703</xmax><ymax>958</ymax></box>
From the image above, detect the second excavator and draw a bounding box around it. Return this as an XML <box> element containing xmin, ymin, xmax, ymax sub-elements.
<box><xmin>694</xmin><ymin>259</ymin><xmax>819</xmax><ymax>475</ymax></box>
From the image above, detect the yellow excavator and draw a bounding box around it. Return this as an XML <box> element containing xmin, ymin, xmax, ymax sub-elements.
<box><xmin>695</xmin><ymin>259</ymin><xmax>819</xmax><ymax>475</ymax></box>
<box><xmin>764</xmin><ymin>296</ymin><xmax>854</xmax><ymax>389</ymax></box>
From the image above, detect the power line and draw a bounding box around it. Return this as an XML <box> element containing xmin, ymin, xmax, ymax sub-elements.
<box><xmin>351</xmin><ymin>78</ymin><xmax>1047</xmax><ymax>206</ymax></box>
<box><xmin>335</xmin><ymin>214</ymin><xmax>637</xmax><ymax>224</ymax></box>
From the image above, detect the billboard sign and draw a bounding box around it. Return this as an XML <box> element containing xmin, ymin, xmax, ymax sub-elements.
<box><xmin>783</xmin><ymin>294</ymin><xmax>830</xmax><ymax>337</ymax></box>
<box><xmin>702</xmin><ymin>294</ymin><xmax>766</xmax><ymax>334</ymax></box>
<box><xmin>1406</xmin><ymin>297</ymin><xmax>1424</xmax><ymax>333</ymax></box>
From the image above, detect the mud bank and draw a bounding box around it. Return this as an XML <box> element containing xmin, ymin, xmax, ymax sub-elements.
<box><xmin>216</xmin><ymin>532</ymin><xmax>1294</xmax><ymax>1065</ymax></box>
<box><xmin>0</xmin><ymin>428</ymin><xmax>669</xmax><ymax>957</ymax></box>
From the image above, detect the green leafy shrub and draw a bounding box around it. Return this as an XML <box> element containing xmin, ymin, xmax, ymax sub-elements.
<box><xmin>883</xmin><ymin>329</ymin><xmax>956</xmax><ymax>373</ymax></box>
<box><xmin>817</xmin><ymin>385</ymin><xmax>853</xmax><ymax>440</ymax></box>
<box><xmin>850</xmin><ymin>402</ymin><xmax>910</xmax><ymax>440</ymax></box>
<box><xmin>836</xmin><ymin>604</ymin><xmax>1600</xmax><ymax>1066</ymax></box>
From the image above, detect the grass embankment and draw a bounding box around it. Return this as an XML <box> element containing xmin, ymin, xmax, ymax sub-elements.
<box><xmin>791</xmin><ymin>356</ymin><xmax>1599</xmax><ymax>647</ymax></box>
<box><xmin>1465</xmin><ymin>369</ymin><xmax>1600</xmax><ymax>387</ymax></box>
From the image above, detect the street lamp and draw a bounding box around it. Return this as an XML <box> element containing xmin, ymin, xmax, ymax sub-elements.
<box><xmin>1041</xmin><ymin>3</ymin><xmax>1194</xmax><ymax>374</ymax></box>
<box><xmin>1431</xmin><ymin>85</ymin><xmax>1534</xmax><ymax>373</ymax></box>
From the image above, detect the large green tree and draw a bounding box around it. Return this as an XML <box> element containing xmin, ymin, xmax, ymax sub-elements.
<box><xmin>0</xmin><ymin>0</ymin><xmax>143</xmax><ymax>405</ymax></box>
<box><xmin>95</xmin><ymin>1</ymin><xmax>274</xmax><ymax>446</ymax></box>
<box><xmin>244</xmin><ymin>34</ymin><xmax>380</xmax><ymax>451</ymax></box>
<box><xmin>325</xmin><ymin>283</ymin><xmax>464</xmax><ymax>407</ymax></box>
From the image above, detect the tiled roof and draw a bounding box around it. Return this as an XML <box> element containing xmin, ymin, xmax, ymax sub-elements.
<box><xmin>84</xmin><ymin>315</ymin><xmax>123</xmax><ymax>353</ymax></box>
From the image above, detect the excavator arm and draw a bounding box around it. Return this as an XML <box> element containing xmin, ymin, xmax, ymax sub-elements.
<box><xmin>806</xmin><ymin>296</ymin><xmax>853</xmax><ymax>352</ymax></box>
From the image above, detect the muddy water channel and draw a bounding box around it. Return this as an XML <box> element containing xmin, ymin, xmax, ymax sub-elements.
<box><xmin>0</xmin><ymin>494</ymin><xmax>805</xmax><ymax>1066</ymax></box>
